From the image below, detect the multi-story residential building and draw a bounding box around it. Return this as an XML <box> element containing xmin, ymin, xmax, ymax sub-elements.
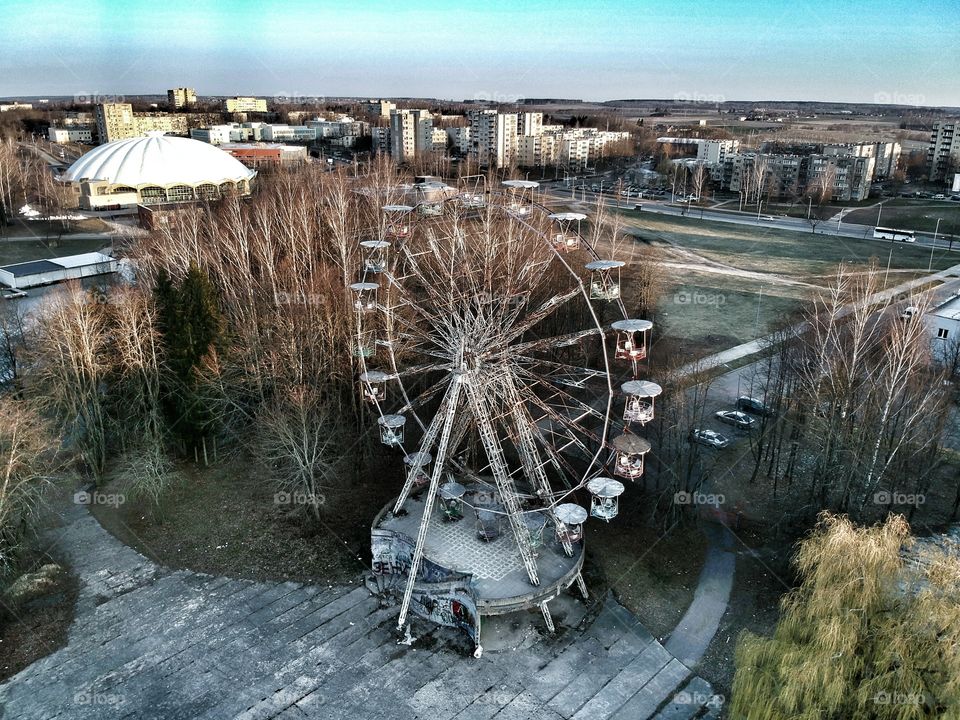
<box><xmin>446</xmin><ymin>126</ymin><xmax>471</xmax><ymax>155</ymax></box>
<box><xmin>468</xmin><ymin>110</ymin><xmax>517</xmax><ymax>167</ymax></box>
<box><xmin>559</xmin><ymin>137</ymin><xmax>591</xmax><ymax>172</ymax></box>
<box><xmin>48</xmin><ymin>126</ymin><xmax>95</xmax><ymax>144</ymax></box>
<box><xmin>696</xmin><ymin>139</ymin><xmax>740</xmax><ymax>165</ymax></box>
<box><xmin>224</xmin><ymin>96</ymin><xmax>268</xmax><ymax>113</ymax></box>
<box><xmin>305</xmin><ymin>117</ymin><xmax>368</xmax><ymax>148</ymax></box>
<box><xmin>363</xmin><ymin>100</ymin><xmax>396</xmax><ymax>119</ymax></box>
<box><xmin>518</xmin><ymin>112</ymin><xmax>543</xmax><ymax>137</ymax></box>
<box><xmin>431</xmin><ymin>128</ymin><xmax>449</xmax><ymax>152</ymax></box>
<box><xmin>723</xmin><ymin>151</ymin><xmax>873</xmax><ymax>201</ymax></box>
<box><xmin>928</xmin><ymin>120</ymin><xmax>960</xmax><ymax>182</ymax></box>
<box><xmin>388</xmin><ymin>109</ymin><xmax>433</xmax><ymax>162</ymax></box>
<box><xmin>94</xmin><ymin>103</ymin><xmax>189</xmax><ymax>143</ymax></box>
<box><xmin>517</xmin><ymin>134</ymin><xmax>558</xmax><ymax>168</ymax></box>
<box><xmin>823</xmin><ymin>141</ymin><xmax>900</xmax><ymax>181</ymax></box>
<box><xmin>168</xmin><ymin>87</ymin><xmax>197</xmax><ymax>110</ymax></box>
<box><xmin>371</xmin><ymin>126</ymin><xmax>390</xmax><ymax>156</ymax></box>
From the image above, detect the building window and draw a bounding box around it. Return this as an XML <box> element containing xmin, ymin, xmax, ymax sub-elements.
<box><xmin>937</xmin><ymin>327</ymin><xmax>949</xmax><ymax>339</ymax></box>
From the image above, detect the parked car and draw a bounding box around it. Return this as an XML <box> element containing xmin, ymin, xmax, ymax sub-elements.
<box><xmin>933</xmin><ymin>194</ymin><xmax>946</xmax><ymax>200</ymax></box>
<box><xmin>900</xmin><ymin>305</ymin><xmax>920</xmax><ymax>319</ymax></box>
<box><xmin>690</xmin><ymin>429</ymin><xmax>731</xmax><ymax>449</ymax></box>
<box><xmin>736</xmin><ymin>396</ymin><xmax>775</xmax><ymax>417</ymax></box>
<box><xmin>715</xmin><ymin>410</ymin><xmax>756</xmax><ymax>429</ymax></box>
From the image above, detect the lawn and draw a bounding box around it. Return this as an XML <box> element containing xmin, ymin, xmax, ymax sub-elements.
<box><xmin>619</xmin><ymin>211</ymin><xmax>958</xmax><ymax>279</ymax></box>
<box><xmin>841</xmin><ymin>201</ymin><xmax>960</xmax><ymax>237</ymax></box>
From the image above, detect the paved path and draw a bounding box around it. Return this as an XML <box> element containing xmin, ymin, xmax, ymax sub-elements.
<box><xmin>665</xmin><ymin>524</ymin><xmax>736</xmax><ymax>668</ymax></box>
<box><xmin>0</xmin><ymin>504</ymin><xmax>723</xmax><ymax>719</ymax></box>
<box><xmin>677</xmin><ymin>263</ymin><xmax>960</xmax><ymax>376</ymax></box>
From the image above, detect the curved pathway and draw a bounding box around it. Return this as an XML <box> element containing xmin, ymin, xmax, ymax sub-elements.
<box><xmin>0</xmin><ymin>503</ymin><xmax>725</xmax><ymax>720</ymax></box>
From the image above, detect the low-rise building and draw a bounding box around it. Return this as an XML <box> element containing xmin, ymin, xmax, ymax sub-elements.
<box><xmin>219</xmin><ymin>142</ymin><xmax>307</xmax><ymax>167</ymax></box>
<box><xmin>926</xmin><ymin>295</ymin><xmax>960</xmax><ymax>367</ymax></box>
<box><xmin>362</xmin><ymin>100</ymin><xmax>396</xmax><ymax>118</ymax></box>
<box><xmin>0</xmin><ymin>102</ymin><xmax>33</xmax><ymax>112</ymax></box>
<box><xmin>260</xmin><ymin>124</ymin><xmax>316</xmax><ymax>142</ymax></box>
<box><xmin>48</xmin><ymin>126</ymin><xmax>95</xmax><ymax>144</ymax></box>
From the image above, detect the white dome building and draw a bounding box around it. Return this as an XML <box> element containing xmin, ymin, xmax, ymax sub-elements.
<box><xmin>59</xmin><ymin>132</ymin><xmax>257</xmax><ymax>210</ymax></box>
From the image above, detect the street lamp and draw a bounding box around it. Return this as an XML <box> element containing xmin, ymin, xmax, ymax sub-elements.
<box><xmin>929</xmin><ymin>217</ymin><xmax>942</xmax><ymax>272</ymax></box>
<box><xmin>836</xmin><ymin>208</ymin><xmax>845</xmax><ymax>232</ymax></box>
<box><xmin>877</xmin><ymin>200</ymin><xmax>886</xmax><ymax>228</ymax></box>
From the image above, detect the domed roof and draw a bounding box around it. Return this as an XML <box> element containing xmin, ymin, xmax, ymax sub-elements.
<box><xmin>60</xmin><ymin>132</ymin><xmax>256</xmax><ymax>188</ymax></box>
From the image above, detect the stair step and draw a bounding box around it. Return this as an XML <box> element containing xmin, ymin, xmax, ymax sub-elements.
<box><xmin>609</xmin><ymin>659</ymin><xmax>692</xmax><ymax>720</ymax></box>
<box><xmin>570</xmin><ymin>641</ymin><xmax>674</xmax><ymax>720</ymax></box>
<box><xmin>651</xmin><ymin>676</ymin><xmax>718</xmax><ymax>719</ymax></box>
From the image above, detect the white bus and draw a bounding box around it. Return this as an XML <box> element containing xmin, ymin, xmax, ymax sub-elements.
<box><xmin>874</xmin><ymin>226</ymin><xmax>916</xmax><ymax>242</ymax></box>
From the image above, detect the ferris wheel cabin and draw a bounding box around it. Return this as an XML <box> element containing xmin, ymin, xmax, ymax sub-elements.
<box><xmin>585</xmin><ymin>260</ymin><xmax>625</xmax><ymax>300</ymax></box>
<box><xmin>359</xmin><ymin>240</ymin><xmax>390</xmax><ymax>274</ymax></box>
<box><xmin>548</xmin><ymin>212</ymin><xmax>586</xmax><ymax>252</ymax></box>
<box><xmin>612</xmin><ymin>432</ymin><xmax>652</xmax><ymax>480</ymax></box>
<box><xmin>611</xmin><ymin>318</ymin><xmax>653</xmax><ymax>362</ymax></box>
<box><xmin>621</xmin><ymin>380</ymin><xmax>662</xmax><ymax>425</ymax></box>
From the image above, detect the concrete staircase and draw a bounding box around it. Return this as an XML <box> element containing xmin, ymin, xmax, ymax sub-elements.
<box><xmin>0</xmin><ymin>506</ymin><xmax>722</xmax><ymax>719</ymax></box>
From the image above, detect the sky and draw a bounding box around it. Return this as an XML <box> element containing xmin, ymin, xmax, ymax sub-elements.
<box><xmin>1</xmin><ymin>0</ymin><xmax>958</xmax><ymax>106</ymax></box>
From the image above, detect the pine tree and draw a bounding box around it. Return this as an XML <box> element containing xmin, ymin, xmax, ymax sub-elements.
<box><xmin>153</xmin><ymin>263</ymin><xmax>223</xmax><ymax>449</ymax></box>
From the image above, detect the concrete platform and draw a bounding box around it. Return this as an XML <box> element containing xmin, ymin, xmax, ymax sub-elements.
<box><xmin>377</xmin><ymin>490</ymin><xmax>584</xmax><ymax>615</ymax></box>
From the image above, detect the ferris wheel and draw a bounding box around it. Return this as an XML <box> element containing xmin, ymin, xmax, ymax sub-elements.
<box><xmin>354</xmin><ymin>179</ymin><xmax>660</xmax><ymax>642</ymax></box>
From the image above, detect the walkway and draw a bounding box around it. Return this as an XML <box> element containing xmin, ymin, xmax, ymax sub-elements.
<box><xmin>678</xmin><ymin>263</ymin><xmax>960</xmax><ymax>376</ymax></box>
<box><xmin>0</xmin><ymin>503</ymin><xmax>724</xmax><ymax>720</ymax></box>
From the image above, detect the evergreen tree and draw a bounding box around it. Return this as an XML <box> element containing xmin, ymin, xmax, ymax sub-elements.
<box><xmin>153</xmin><ymin>263</ymin><xmax>223</xmax><ymax>449</ymax></box>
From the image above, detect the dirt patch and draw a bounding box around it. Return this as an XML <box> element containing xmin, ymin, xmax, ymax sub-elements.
<box><xmin>0</xmin><ymin>551</ymin><xmax>79</xmax><ymax>682</ymax></box>
<box><xmin>90</xmin><ymin>453</ymin><xmax>403</xmax><ymax>584</ymax></box>
<box><xmin>587</xmin><ymin>497</ymin><xmax>708</xmax><ymax>640</ymax></box>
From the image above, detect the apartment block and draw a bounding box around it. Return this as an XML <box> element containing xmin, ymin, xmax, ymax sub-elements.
<box><xmin>225</xmin><ymin>96</ymin><xmax>268</xmax><ymax>113</ymax></box>
<box><xmin>94</xmin><ymin>103</ymin><xmax>189</xmax><ymax>143</ymax></box>
<box><xmin>168</xmin><ymin>87</ymin><xmax>197</xmax><ymax>109</ymax></box>
<box><xmin>389</xmin><ymin>109</ymin><xmax>433</xmax><ymax>162</ymax></box>
<box><xmin>928</xmin><ymin>121</ymin><xmax>960</xmax><ymax>182</ymax></box>
<box><xmin>468</xmin><ymin>110</ymin><xmax>517</xmax><ymax>167</ymax></box>
<box><xmin>363</xmin><ymin>100</ymin><xmax>396</xmax><ymax>119</ymax></box>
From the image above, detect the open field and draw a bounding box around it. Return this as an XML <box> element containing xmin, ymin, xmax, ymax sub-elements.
<box><xmin>619</xmin><ymin>211</ymin><xmax>958</xmax><ymax>279</ymax></box>
<box><xmin>842</xmin><ymin>200</ymin><xmax>960</xmax><ymax>236</ymax></box>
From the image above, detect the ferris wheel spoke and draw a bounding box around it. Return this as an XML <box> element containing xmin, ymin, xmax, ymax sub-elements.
<box><xmin>397</xmin><ymin>379</ymin><xmax>464</xmax><ymax>629</ymax></box>
<box><xmin>510</xmin><ymin>327</ymin><xmax>605</xmax><ymax>356</ymax></box>
<box><xmin>503</xmin><ymin>287</ymin><xmax>582</xmax><ymax>343</ymax></box>
<box><xmin>464</xmin><ymin>378</ymin><xmax>541</xmax><ymax>586</ymax></box>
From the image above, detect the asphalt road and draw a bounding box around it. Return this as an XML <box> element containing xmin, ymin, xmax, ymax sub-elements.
<box><xmin>541</xmin><ymin>184</ymin><xmax>960</xmax><ymax>252</ymax></box>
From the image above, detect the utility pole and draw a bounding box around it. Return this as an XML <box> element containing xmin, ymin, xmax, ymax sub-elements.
<box><xmin>929</xmin><ymin>218</ymin><xmax>941</xmax><ymax>272</ymax></box>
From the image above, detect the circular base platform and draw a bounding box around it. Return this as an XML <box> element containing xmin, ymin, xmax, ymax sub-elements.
<box><xmin>375</xmin><ymin>490</ymin><xmax>584</xmax><ymax>616</ymax></box>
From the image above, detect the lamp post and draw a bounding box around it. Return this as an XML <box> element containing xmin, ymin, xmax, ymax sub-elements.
<box><xmin>929</xmin><ymin>217</ymin><xmax>941</xmax><ymax>272</ymax></box>
<box><xmin>836</xmin><ymin>208</ymin><xmax>845</xmax><ymax>232</ymax></box>
<box><xmin>877</xmin><ymin>200</ymin><xmax>885</xmax><ymax>228</ymax></box>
